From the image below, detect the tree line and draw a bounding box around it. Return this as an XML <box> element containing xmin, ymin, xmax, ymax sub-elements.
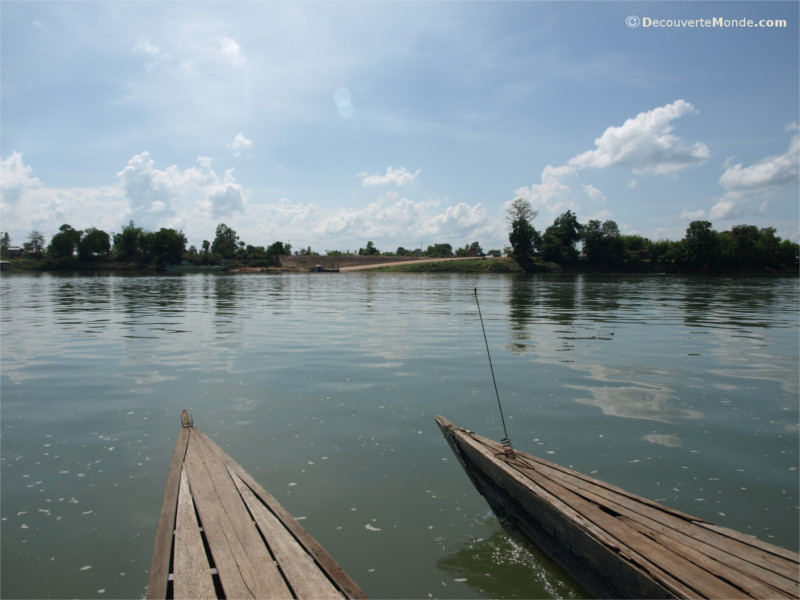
<box><xmin>507</xmin><ymin>198</ymin><xmax>799</xmax><ymax>274</ymax></box>
<box><xmin>2</xmin><ymin>205</ymin><xmax>797</xmax><ymax>274</ymax></box>
<box><xmin>0</xmin><ymin>222</ymin><xmax>293</xmax><ymax>269</ymax></box>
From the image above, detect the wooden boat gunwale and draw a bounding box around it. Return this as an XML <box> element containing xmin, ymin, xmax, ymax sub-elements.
<box><xmin>435</xmin><ymin>414</ymin><xmax>800</xmax><ymax>600</ymax></box>
<box><xmin>146</xmin><ymin>411</ymin><xmax>366</xmax><ymax>599</ymax></box>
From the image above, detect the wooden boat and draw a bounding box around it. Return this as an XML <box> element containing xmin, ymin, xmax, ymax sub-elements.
<box><xmin>435</xmin><ymin>415</ymin><xmax>799</xmax><ymax>599</ymax></box>
<box><xmin>147</xmin><ymin>411</ymin><xmax>367</xmax><ymax>599</ymax></box>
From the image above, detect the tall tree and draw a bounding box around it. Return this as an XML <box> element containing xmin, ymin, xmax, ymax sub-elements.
<box><xmin>358</xmin><ymin>241</ymin><xmax>379</xmax><ymax>255</ymax></box>
<box><xmin>684</xmin><ymin>220</ymin><xmax>719</xmax><ymax>270</ymax></box>
<box><xmin>113</xmin><ymin>220</ymin><xmax>146</xmax><ymax>260</ymax></box>
<box><xmin>78</xmin><ymin>228</ymin><xmax>111</xmax><ymax>260</ymax></box>
<box><xmin>542</xmin><ymin>210</ymin><xmax>583</xmax><ymax>264</ymax></box>
<box><xmin>149</xmin><ymin>228</ymin><xmax>187</xmax><ymax>265</ymax></box>
<box><xmin>0</xmin><ymin>232</ymin><xmax>10</xmax><ymax>258</ymax></box>
<box><xmin>48</xmin><ymin>225</ymin><xmax>82</xmax><ymax>258</ymax></box>
<box><xmin>211</xmin><ymin>223</ymin><xmax>239</xmax><ymax>258</ymax></box>
<box><xmin>28</xmin><ymin>230</ymin><xmax>46</xmax><ymax>255</ymax></box>
<box><xmin>582</xmin><ymin>220</ymin><xmax>624</xmax><ymax>268</ymax></box>
<box><xmin>507</xmin><ymin>198</ymin><xmax>540</xmax><ymax>268</ymax></box>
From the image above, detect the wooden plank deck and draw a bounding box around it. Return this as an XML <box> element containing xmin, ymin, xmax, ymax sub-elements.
<box><xmin>147</xmin><ymin>411</ymin><xmax>367</xmax><ymax>599</ymax></box>
<box><xmin>435</xmin><ymin>415</ymin><xmax>800</xmax><ymax>600</ymax></box>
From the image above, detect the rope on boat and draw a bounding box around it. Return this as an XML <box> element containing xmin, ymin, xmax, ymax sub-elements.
<box><xmin>474</xmin><ymin>288</ymin><xmax>513</xmax><ymax>454</ymax></box>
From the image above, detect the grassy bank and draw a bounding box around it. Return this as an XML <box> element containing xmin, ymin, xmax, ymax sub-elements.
<box><xmin>371</xmin><ymin>257</ymin><xmax>526</xmax><ymax>273</ymax></box>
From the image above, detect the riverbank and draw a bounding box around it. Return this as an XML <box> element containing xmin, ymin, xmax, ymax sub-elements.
<box><xmin>2</xmin><ymin>254</ymin><xmax>796</xmax><ymax>275</ymax></box>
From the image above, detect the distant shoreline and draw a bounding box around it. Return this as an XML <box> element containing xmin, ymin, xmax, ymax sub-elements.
<box><xmin>2</xmin><ymin>253</ymin><xmax>797</xmax><ymax>275</ymax></box>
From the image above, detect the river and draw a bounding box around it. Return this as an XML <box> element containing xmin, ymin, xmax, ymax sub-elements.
<box><xmin>1</xmin><ymin>272</ymin><xmax>797</xmax><ymax>599</ymax></box>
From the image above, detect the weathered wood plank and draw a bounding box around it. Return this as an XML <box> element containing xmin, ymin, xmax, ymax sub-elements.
<box><xmin>698</xmin><ymin>522</ymin><xmax>800</xmax><ymax>563</ymax></box>
<box><xmin>146</xmin><ymin>425</ymin><xmax>191</xmax><ymax>600</ymax></box>
<box><xmin>621</xmin><ymin>516</ymin><xmax>792</xmax><ymax>600</ymax></box>
<box><xmin>174</xmin><ymin>467</ymin><xmax>217</xmax><ymax>600</ymax></box>
<box><xmin>232</xmin><ymin>470</ymin><xmax>344</xmax><ymax>599</ymax></box>
<box><xmin>524</xmin><ymin>454</ymin><xmax>799</xmax><ymax>581</ymax></box>
<box><xmin>191</xmin><ymin>428</ymin><xmax>367</xmax><ymax>600</ymax></box>
<box><xmin>184</xmin><ymin>432</ymin><xmax>292</xmax><ymax>599</ymax></box>
<box><xmin>523</xmin><ymin>458</ymin><xmax>799</xmax><ymax>596</ymax></box>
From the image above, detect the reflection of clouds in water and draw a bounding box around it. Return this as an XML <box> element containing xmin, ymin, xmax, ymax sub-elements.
<box><xmin>569</xmin><ymin>384</ymin><xmax>702</xmax><ymax>423</ymax></box>
<box><xmin>118</xmin><ymin>371</ymin><xmax>177</xmax><ymax>385</ymax></box>
<box><xmin>230</xmin><ymin>397</ymin><xmax>260</xmax><ymax>412</ymax></box>
<box><xmin>643</xmin><ymin>433</ymin><xmax>683</xmax><ymax>448</ymax></box>
<box><xmin>506</xmin><ymin>333</ymin><xmax>704</xmax><ymax>423</ymax></box>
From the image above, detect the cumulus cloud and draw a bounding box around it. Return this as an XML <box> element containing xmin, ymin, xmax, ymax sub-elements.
<box><xmin>719</xmin><ymin>132</ymin><xmax>799</xmax><ymax>193</ymax></box>
<box><xmin>0</xmin><ymin>152</ymin><xmax>42</xmax><ymax>204</ymax></box>
<box><xmin>568</xmin><ymin>100</ymin><xmax>709</xmax><ymax>175</ymax></box>
<box><xmin>117</xmin><ymin>152</ymin><xmax>245</xmax><ymax>231</ymax></box>
<box><xmin>582</xmin><ymin>184</ymin><xmax>606</xmax><ymax>200</ymax></box>
<box><xmin>216</xmin><ymin>36</ymin><xmax>245</xmax><ymax>66</ymax></box>
<box><xmin>513</xmin><ymin>101</ymin><xmax>710</xmax><ymax>228</ymax></box>
<box><xmin>0</xmin><ymin>153</ymin><xmax>126</xmax><ymax>242</ymax></box>
<box><xmin>227</xmin><ymin>133</ymin><xmax>253</xmax><ymax>157</ymax></box>
<box><xmin>358</xmin><ymin>166</ymin><xmax>420</xmax><ymax>187</ymax></box>
<box><xmin>245</xmin><ymin>194</ymin><xmax>501</xmax><ymax>251</ymax></box>
<box><xmin>206</xmin><ymin>171</ymin><xmax>246</xmax><ymax>218</ymax></box>
<box><xmin>707</xmin><ymin>128</ymin><xmax>799</xmax><ymax>222</ymax></box>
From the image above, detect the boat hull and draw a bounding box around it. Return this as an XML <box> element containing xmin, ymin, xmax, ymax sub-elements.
<box><xmin>435</xmin><ymin>415</ymin><xmax>799</xmax><ymax>600</ymax></box>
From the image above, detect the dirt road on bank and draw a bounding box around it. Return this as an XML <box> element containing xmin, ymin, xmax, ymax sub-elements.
<box><xmin>339</xmin><ymin>257</ymin><xmax>478</xmax><ymax>271</ymax></box>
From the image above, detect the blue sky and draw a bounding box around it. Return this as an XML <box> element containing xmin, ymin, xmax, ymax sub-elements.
<box><xmin>2</xmin><ymin>1</ymin><xmax>798</xmax><ymax>252</ymax></box>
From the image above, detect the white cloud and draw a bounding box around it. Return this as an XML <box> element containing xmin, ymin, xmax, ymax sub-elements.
<box><xmin>358</xmin><ymin>166</ymin><xmax>420</xmax><ymax>187</ymax></box>
<box><xmin>133</xmin><ymin>38</ymin><xmax>160</xmax><ymax>57</ymax></box>
<box><xmin>708</xmin><ymin>199</ymin><xmax>738</xmax><ymax>221</ymax></box>
<box><xmin>216</xmin><ymin>36</ymin><xmax>245</xmax><ymax>66</ymax></box>
<box><xmin>719</xmin><ymin>134</ymin><xmax>799</xmax><ymax>193</ymax></box>
<box><xmin>248</xmin><ymin>194</ymin><xmax>502</xmax><ymax>251</ymax></box>
<box><xmin>116</xmin><ymin>152</ymin><xmax>245</xmax><ymax>232</ymax></box>
<box><xmin>680</xmin><ymin>209</ymin><xmax>707</xmax><ymax>221</ymax></box>
<box><xmin>0</xmin><ymin>152</ymin><xmax>42</xmax><ymax>204</ymax></box>
<box><xmin>227</xmin><ymin>133</ymin><xmax>253</xmax><ymax>157</ymax></box>
<box><xmin>582</xmin><ymin>184</ymin><xmax>605</xmax><ymax>200</ymax></box>
<box><xmin>206</xmin><ymin>170</ymin><xmax>246</xmax><ymax>218</ymax></box>
<box><xmin>704</xmin><ymin>129</ymin><xmax>800</xmax><ymax>223</ymax></box>
<box><xmin>568</xmin><ymin>100</ymin><xmax>709</xmax><ymax>175</ymax></box>
<box><xmin>132</xmin><ymin>38</ymin><xmax>164</xmax><ymax>70</ymax></box>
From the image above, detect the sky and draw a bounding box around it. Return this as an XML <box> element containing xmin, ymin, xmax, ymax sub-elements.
<box><xmin>1</xmin><ymin>1</ymin><xmax>798</xmax><ymax>253</ymax></box>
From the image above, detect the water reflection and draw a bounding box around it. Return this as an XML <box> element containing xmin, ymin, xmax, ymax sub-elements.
<box><xmin>436</xmin><ymin>518</ymin><xmax>586</xmax><ymax>599</ymax></box>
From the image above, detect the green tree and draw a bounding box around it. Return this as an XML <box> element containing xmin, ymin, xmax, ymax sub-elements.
<box><xmin>507</xmin><ymin>198</ymin><xmax>540</xmax><ymax>269</ymax></box>
<box><xmin>424</xmin><ymin>243</ymin><xmax>453</xmax><ymax>257</ymax></box>
<box><xmin>78</xmin><ymin>227</ymin><xmax>111</xmax><ymax>260</ymax></box>
<box><xmin>458</xmin><ymin>241</ymin><xmax>483</xmax><ymax>256</ymax></box>
<box><xmin>28</xmin><ymin>230</ymin><xmax>46</xmax><ymax>255</ymax></box>
<box><xmin>358</xmin><ymin>241</ymin><xmax>379</xmax><ymax>255</ymax></box>
<box><xmin>0</xmin><ymin>232</ymin><xmax>10</xmax><ymax>258</ymax></box>
<box><xmin>150</xmin><ymin>228</ymin><xmax>187</xmax><ymax>265</ymax></box>
<box><xmin>266</xmin><ymin>241</ymin><xmax>291</xmax><ymax>256</ymax></box>
<box><xmin>48</xmin><ymin>224</ymin><xmax>82</xmax><ymax>259</ymax></box>
<box><xmin>541</xmin><ymin>210</ymin><xmax>583</xmax><ymax>265</ymax></box>
<box><xmin>582</xmin><ymin>220</ymin><xmax>624</xmax><ymax>268</ymax></box>
<box><xmin>113</xmin><ymin>221</ymin><xmax>146</xmax><ymax>260</ymax></box>
<box><xmin>211</xmin><ymin>223</ymin><xmax>239</xmax><ymax>258</ymax></box>
<box><xmin>684</xmin><ymin>220</ymin><xmax>719</xmax><ymax>271</ymax></box>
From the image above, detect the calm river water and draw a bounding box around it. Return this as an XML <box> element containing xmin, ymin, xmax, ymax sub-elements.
<box><xmin>1</xmin><ymin>272</ymin><xmax>798</xmax><ymax>599</ymax></box>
